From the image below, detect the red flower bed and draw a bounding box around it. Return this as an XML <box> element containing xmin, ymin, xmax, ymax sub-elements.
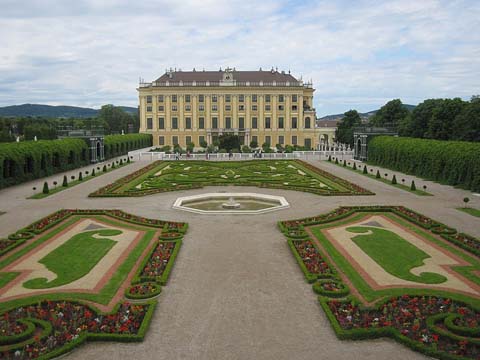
<box><xmin>141</xmin><ymin>242</ymin><xmax>176</xmax><ymax>278</ymax></box>
<box><xmin>328</xmin><ymin>295</ymin><xmax>480</xmax><ymax>358</ymax></box>
<box><xmin>293</xmin><ymin>240</ymin><xmax>332</xmax><ymax>276</ymax></box>
<box><xmin>1</xmin><ymin>300</ymin><xmax>148</xmax><ymax>359</ymax></box>
<box><xmin>126</xmin><ymin>282</ymin><xmax>161</xmax><ymax>299</ymax></box>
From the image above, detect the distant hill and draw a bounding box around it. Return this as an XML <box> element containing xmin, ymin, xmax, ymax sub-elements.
<box><xmin>0</xmin><ymin>104</ymin><xmax>138</xmax><ymax>118</ymax></box>
<box><xmin>318</xmin><ymin>104</ymin><xmax>416</xmax><ymax>122</ymax></box>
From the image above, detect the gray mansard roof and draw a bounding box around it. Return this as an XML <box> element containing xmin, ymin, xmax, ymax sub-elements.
<box><xmin>155</xmin><ymin>69</ymin><xmax>298</xmax><ymax>83</ymax></box>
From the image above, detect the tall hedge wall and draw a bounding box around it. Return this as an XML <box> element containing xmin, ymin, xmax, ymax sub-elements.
<box><xmin>368</xmin><ymin>136</ymin><xmax>480</xmax><ymax>192</ymax></box>
<box><xmin>0</xmin><ymin>139</ymin><xmax>89</xmax><ymax>189</ymax></box>
<box><xmin>104</xmin><ymin>134</ymin><xmax>152</xmax><ymax>159</ymax></box>
<box><xmin>0</xmin><ymin>134</ymin><xmax>152</xmax><ymax>189</ymax></box>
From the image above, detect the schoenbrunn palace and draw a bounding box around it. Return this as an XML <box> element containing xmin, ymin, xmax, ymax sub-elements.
<box><xmin>138</xmin><ymin>68</ymin><xmax>335</xmax><ymax>150</ymax></box>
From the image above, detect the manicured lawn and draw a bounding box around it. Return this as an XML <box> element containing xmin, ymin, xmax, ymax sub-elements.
<box><xmin>348</xmin><ymin>226</ymin><xmax>446</xmax><ymax>284</ymax></box>
<box><xmin>457</xmin><ymin>207</ymin><xmax>480</xmax><ymax>218</ymax></box>
<box><xmin>91</xmin><ymin>160</ymin><xmax>373</xmax><ymax>197</ymax></box>
<box><xmin>23</xmin><ymin>229</ymin><xmax>120</xmax><ymax>289</ymax></box>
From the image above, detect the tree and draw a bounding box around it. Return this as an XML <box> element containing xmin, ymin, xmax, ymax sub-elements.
<box><xmin>391</xmin><ymin>175</ymin><xmax>397</xmax><ymax>185</ymax></box>
<box><xmin>62</xmin><ymin>175</ymin><xmax>68</xmax><ymax>187</ymax></box>
<box><xmin>463</xmin><ymin>197</ymin><xmax>470</xmax><ymax>208</ymax></box>
<box><xmin>370</xmin><ymin>99</ymin><xmax>409</xmax><ymax>129</ymax></box>
<box><xmin>218</xmin><ymin>134</ymin><xmax>240</xmax><ymax>151</ymax></box>
<box><xmin>250</xmin><ymin>139</ymin><xmax>258</xmax><ymax>148</ymax></box>
<box><xmin>186</xmin><ymin>141</ymin><xmax>195</xmax><ymax>153</ymax></box>
<box><xmin>335</xmin><ymin>110</ymin><xmax>361</xmax><ymax>146</ymax></box>
<box><xmin>376</xmin><ymin>170</ymin><xmax>381</xmax><ymax>179</ymax></box>
<box><xmin>406</xmin><ymin>99</ymin><xmax>444</xmax><ymax>138</ymax></box>
<box><xmin>199</xmin><ymin>139</ymin><xmax>208</xmax><ymax>149</ymax></box>
<box><xmin>363</xmin><ymin>165</ymin><xmax>368</xmax><ymax>174</ymax></box>
<box><xmin>425</xmin><ymin>98</ymin><xmax>466</xmax><ymax>140</ymax></box>
<box><xmin>452</xmin><ymin>97</ymin><xmax>480</xmax><ymax>142</ymax></box>
<box><xmin>410</xmin><ymin>180</ymin><xmax>416</xmax><ymax>191</ymax></box>
<box><xmin>79</xmin><ymin>172</ymin><xmax>83</xmax><ymax>181</ymax></box>
<box><xmin>98</xmin><ymin>105</ymin><xmax>138</xmax><ymax>134</ymax></box>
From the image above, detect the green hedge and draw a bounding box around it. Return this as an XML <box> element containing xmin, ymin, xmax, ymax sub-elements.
<box><xmin>0</xmin><ymin>138</ymin><xmax>89</xmax><ymax>189</ymax></box>
<box><xmin>104</xmin><ymin>134</ymin><xmax>152</xmax><ymax>159</ymax></box>
<box><xmin>0</xmin><ymin>134</ymin><xmax>152</xmax><ymax>189</ymax></box>
<box><xmin>368</xmin><ymin>136</ymin><xmax>480</xmax><ymax>192</ymax></box>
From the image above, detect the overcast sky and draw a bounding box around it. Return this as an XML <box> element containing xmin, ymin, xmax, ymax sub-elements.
<box><xmin>0</xmin><ymin>0</ymin><xmax>479</xmax><ymax>115</ymax></box>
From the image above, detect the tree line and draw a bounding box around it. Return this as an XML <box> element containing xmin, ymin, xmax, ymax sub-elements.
<box><xmin>336</xmin><ymin>96</ymin><xmax>480</xmax><ymax>145</ymax></box>
<box><xmin>0</xmin><ymin>105</ymin><xmax>139</xmax><ymax>142</ymax></box>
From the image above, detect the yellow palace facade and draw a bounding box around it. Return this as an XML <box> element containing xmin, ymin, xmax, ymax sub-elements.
<box><xmin>138</xmin><ymin>68</ymin><xmax>333</xmax><ymax>150</ymax></box>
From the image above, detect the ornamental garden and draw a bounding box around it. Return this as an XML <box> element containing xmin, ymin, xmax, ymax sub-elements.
<box><xmin>279</xmin><ymin>206</ymin><xmax>480</xmax><ymax>359</ymax></box>
<box><xmin>1</xmin><ymin>157</ymin><xmax>479</xmax><ymax>360</ymax></box>
<box><xmin>89</xmin><ymin>159</ymin><xmax>373</xmax><ymax>197</ymax></box>
<box><xmin>0</xmin><ymin>209</ymin><xmax>186</xmax><ymax>359</ymax></box>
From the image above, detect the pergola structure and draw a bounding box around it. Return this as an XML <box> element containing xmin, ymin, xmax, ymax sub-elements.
<box><xmin>57</xmin><ymin>127</ymin><xmax>105</xmax><ymax>163</ymax></box>
<box><xmin>353</xmin><ymin>125</ymin><xmax>397</xmax><ymax>161</ymax></box>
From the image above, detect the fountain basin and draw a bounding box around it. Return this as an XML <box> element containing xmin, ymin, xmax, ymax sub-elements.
<box><xmin>172</xmin><ymin>193</ymin><xmax>289</xmax><ymax>215</ymax></box>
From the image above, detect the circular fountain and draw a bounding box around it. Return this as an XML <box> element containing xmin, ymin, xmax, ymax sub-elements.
<box><xmin>173</xmin><ymin>193</ymin><xmax>289</xmax><ymax>215</ymax></box>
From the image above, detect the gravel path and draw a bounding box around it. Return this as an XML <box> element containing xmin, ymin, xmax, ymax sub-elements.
<box><xmin>0</xmin><ymin>158</ymin><xmax>479</xmax><ymax>360</ymax></box>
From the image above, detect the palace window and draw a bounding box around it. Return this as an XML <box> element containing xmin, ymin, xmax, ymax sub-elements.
<box><xmin>265</xmin><ymin>136</ymin><xmax>271</xmax><ymax>145</ymax></box>
<box><xmin>252</xmin><ymin>135</ymin><xmax>258</xmax><ymax>145</ymax></box>
<box><xmin>158</xmin><ymin>117</ymin><xmax>165</xmax><ymax>129</ymax></box>
<box><xmin>252</xmin><ymin>94</ymin><xmax>257</xmax><ymax>103</ymax></box>
<box><xmin>172</xmin><ymin>105</ymin><xmax>178</xmax><ymax>112</ymax></box>
<box><xmin>172</xmin><ymin>117</ymin><xmax>178</xmax><ymax>129</ymax></box>
<box><xmin>199</xmin><ymin>135</ymin><xmax>205</xmax><ymax>145</ymax></box>
<box><xmin>185</xmin><ymin>104</ymin><xmax>191</xmax><ymax>111</ymax></box>
<box><xmin>278</xmin><ymin>117</ymin><xmax>284</xmax><ymax>129</ymax></box>
<box><xmin>159</xmin><ymin>136</ymin><xmax>165</xmax><ymax>145</ymax></box>
<box><xmin>278</xmin><ymin>105</ymin><xmax>284</xmax><ymax>111</ymax></box>
<box><xmin>265</xmin><ymin>105</ymin><xmax>271</xmax><ymax>111</ymax></box>
<box><xmin>146</xmin><ymin>106</ymin><xmax>152</xmax><ymax>112</ymax></box>
<box><xmin>146</xmin><ymin>95</ymin><xmax>152</xmax><ymax>104</ymax></box>
<box><xmin>158</xmin><ymin>95</ymin><xmax>164</xmax><ymax>102</ymax></box>
<box><xmin>225</xmin><ymin>94</ymin><xmax>231</xmax><ymax>102</ymax></box>
<box><xmin>252</xmin><ymin>117</ymin><xmax>258</xmax><ymax>129</ymax></box>
<box><xmin>185</xmin><ymin>95</ymin><xmax>191</xmax><ymax>103</ymax></box>
<box><xmin>292</xmin><ymin>105</ymin><xmax>297</xmax><ymax>111</ymax></box>
<box><xmin>185</xmin><ymin>117</ymin><xmax>192</xmax><ymax>129</ymax></box>
<box><xmin>239</xmin><ymin>94</ymin><xmax>244</xmax><ymax>102</ymax></box>
<box><xmin>278</xmin><ymin>95</ymin><xmax>284</xmax><ymax>102</ymax></box>
<box><xmin>252</xmin><ymin>105</ymin><xmax>257</xmax><ymax>111</ymax></box>
<box><xmin>265</xmin><ymin>94</ymin><xmax>271</xmax><ymax>103</ymax></box>
<box><xmin>186</xmin><ymin>136</ymin><xmax>192</xmax><ymax>145</ymax></box>
<box><xmin>212</xmin><ymin>117</ymin><xmax>218</xmax><ymax>129</ymax></box>
<box><xmin>278</xmin><ymin>135</ymin><xmax>284</xmax><ymax>145</ymax></box>
<box><xmin>239</xmin><ymin>117</ymin><xmax>245</xmax><ymax>129</ymax></box>
<box><xmin>292</xmin><ymin>117</ymin><xmax>298</xmax><ymax>129</ymax></box>
<box><xmin>212</xmin><ymin>104</ymin><xmax>218</xmax><ymax>111</ymax></box>
<box><xmin>292</xmin><ymin>135</ymin><xmax>297</xmax><ymax>145</ymax></box>
<box><xmin>199</xmin><ymin>117</ymin><xmax>205</xmax><ymax>129</ymax></box>
<box><xmin>158</xmin><ymin>105</ymin><xmax>164</xmax><ymax>112</ymax></box>
<box><xmin>199</xmin><ymin>94</ymin><xmax>204</xmax><ymax>103</ymax></box>
<box><xmin>225</xmin><ymin>117</ymin><xmax>232</xmax><ymax>129</ymax></box>
<box><xmin>172</xmin><ymin>95</ymin><xmax>177</xmax><ymax>103</ymax></box>
<box><xmin>212</xmin><ymin>95</ymin><xmax>218</xmax><ymax>103</ymax></box>
<box><xmin>225</xmin><ymin>105</ymin><xmax>231</xmax><ymax>111</ymax></box>
<box><xmin>305</xmin><ymin>117</ymin><xmax>311</xmax><ymax>129</ymax></box>
<box><xmin>292</xmin><ymin>94</ymin><xmax>297</xmax><ymax>102</ymax></box>
<box><xmin>199</xmin><ymin>104</ymin><xmax>205</xmax><ymax>111</ymax></box>
<box><xmin>239</xmin><ymin>104</ymin><xmax>245</xmax><ymax>111</ymax></box>
<box><xmin>147</xmin><ymin>118</ymin><xmax>153</xmax><ymax>129</ymax></box>
<box><xmin>172</xmin><ymin>136</ymin><xmax>179</xmax><ymax>145</ymax></box>
<box><xmin>265</xmin><ymin>117</ymin><xmax>271</xmax><ymax>129</ymax></box>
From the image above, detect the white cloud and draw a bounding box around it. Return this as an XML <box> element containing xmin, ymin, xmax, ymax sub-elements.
<box><xmin>0</xmin><ymin>0</ymin><xmax>478</xmax><ymax>114</ymax></box>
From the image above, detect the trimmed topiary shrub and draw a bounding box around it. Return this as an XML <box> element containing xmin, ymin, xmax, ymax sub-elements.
<box><xmin>376</xmin><ymin>170</ymin><xmax>381</xmax><ymax>179</ymax></box>
<box><xmin>411</xmin><ymin>180</ymin><xmax>416</xmax><ymax>191</ymax></box>
<box><xmin>363</xmin><ymin>165</ymin><xmax>368</xmax><ymax>174</ymax></box>
<box><xmin>42</xmin><ymin>181</ymin><xmax>49</xmax><ymax>194</ymax></box>
<box><xmin>79</xmin><ymin>172</ymin><xmax>83</xmax><ymax>181</ymax></box>
<box><xmin>103</xmin><ymin>165</ymin><xmax>107</xmax><ymax>172</ymax></box>
<box><xmin>62</xmin><ymin>175</ymin><xmax>68</xmax><ymax>187</ymax></box>
<box><xmin>353</xmin><ymin>162</ymin><xmax>357</xmax><ymax>170</ymax></box>
<box><xmin>391</xmin><ymin>175</ymin><xmax>397</xmax><ymax>185</ymax></box>
<box><xmin>335</xmin><ymin>158</ymin><xmax>339</xmax><ymax>164</ymax></box>
<box><xmin>92</xmin><ymin>168</ymin><xmax>96</xmax><ymax>176</ymax></box>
